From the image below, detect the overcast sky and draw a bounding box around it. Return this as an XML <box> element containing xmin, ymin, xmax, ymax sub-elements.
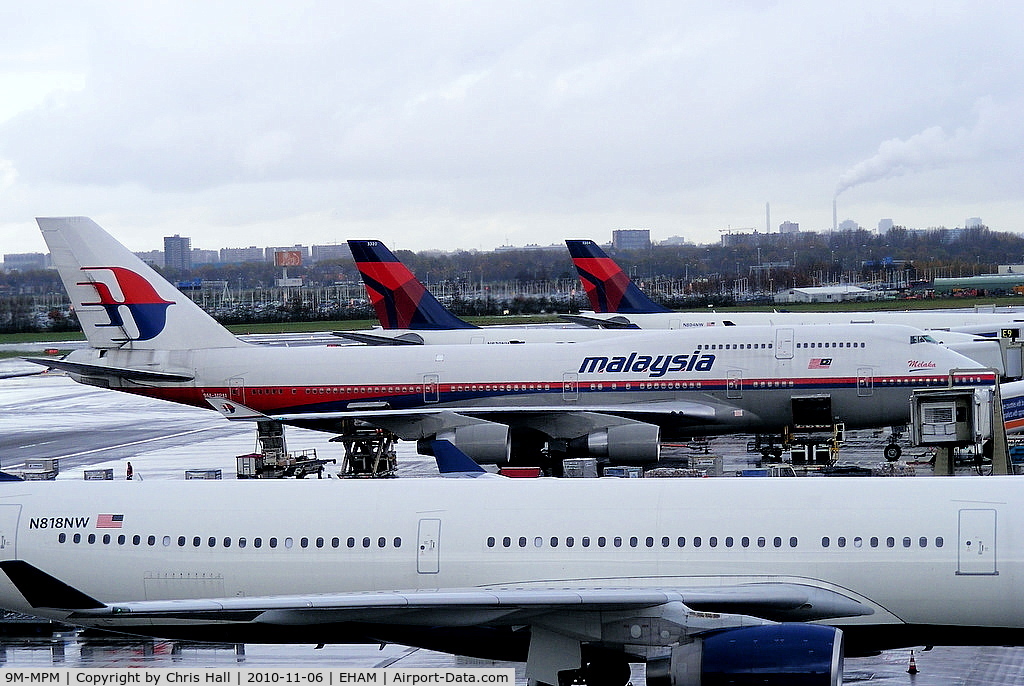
<box><xmin>1</xmin><ymin>1</ymin><xmax>1022</xmax><ymax>255</ymax></box>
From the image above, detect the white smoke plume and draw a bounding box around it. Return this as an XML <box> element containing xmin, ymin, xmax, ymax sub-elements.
<box><xmin>835</xmin><ymin>124</ymin><xmax>972</xmax><ymax>198</ymax></box>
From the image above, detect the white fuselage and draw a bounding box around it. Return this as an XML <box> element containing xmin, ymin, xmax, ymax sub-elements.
<box><xmin>0</xmin><ymin>476</ymin><xmax>1022</xmax><ymax>648</ymax></box>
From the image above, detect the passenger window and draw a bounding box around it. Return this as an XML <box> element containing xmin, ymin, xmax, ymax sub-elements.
<box><xmin>550</xmin><ymin>537</ymin><xmax>559</xmax><ymax>547</ymax></box>
<box><xmin>519</xmin><ymin>537</ymin><xmax>527</xmax><ymax>548</ymax></box>
<box><xmin>270</xmin><ymin>538</ymin><xmax>278</xmax><ymax>548</ymax></box>
<box><xmin>347</xmin><ymin>537</ymin><xmax>356</xmax><ymax>548</ymax></box>
<box><xmin>582</xmin><ymin>537</ymin><xmax>590</xmax><ymax>547</ymax></box>
<box><xmin>757</xmin><ymin>537</ymin><xmax>765</xmax><ymax>548</ymax></box>
<box><xmin>301</xmin><ymin>537</ymin><xmax>309</xmax><ymax>548</ymax></box>
<box><xmin>192</xmin><ymin>536</ymin><xmax>201</xmax><ymax>547</ymax></box>
<box><xmin>502</xmin><ymin>537</ymin><xmax>511</xmax><ymax>548</ymax></box>
<box><xmin>332</xmin><ymin>537</ymin><xmax>340</xmax><ymax>548</ymax></box>
<box><xmin>377</xmin><ymin>537</ymin><xmax>385</xmax><ymax>548</ymax></box>
<box><xmin>598</xmin><ymin>536</ymin><xmax>606</xmax><ymax>547</ymax></box>
<box><xmin>362</xmin><ymin>537</ymin><xmax>371</xmax><ymax>548</ymax></box>
<box><xmin>102</xmin><ymin>534</ymin><xmax>110</xmax><ymax>544</ymax></box>
<box><xmin>223</xmin><ymin>537</ymin><xmax>232</xmax><ymax>548</ymax></box>
<box><xmin>88</xmin><ymin>534</ymin><xmax>96</xmax><ymax>544</ymax></box>
<box><xmin>725</xmin><ymin>537</ymin><xmax>734</xmax><ymax>547</ymax></box>
<box><xmin>886</xmin><ymin>537</ymin><xmax>895</xmax><ymax>548</ymax></box>
<box><xmin>254</xmin><ymin>538</ymin><xmax>262</xmax><ymax>548</ymax></box>
<box><xmin>709</xmin><ymin>537</ymin><xmax>718</xmax><ymax>548</ymax></box>
<box><xmin>73</xmin><ymin>534</ymin><xmax>81</xmax><ymax>544</ymax></box>
<box><xmin>693</xmin><ymin>537</ymin><xmax>702</xmax><ymax>548</ymax></box>
<box><xmin>208</xmin><ymin>537</ymin><xmax>216</xmax><ymax>547</ymax></box>
<box><xmin>936</xmin><ymin>537</ymin><xmax>944</xmax><ymax>547</ymax></box>
<box><xmin>176</xmin><ymin>536</ymin><xmax>184</xmax><ymax>547</ymax></box>
<box><xmin>238</xmin><ymin>537</ymin><xmax>247</xmax><ymax>548</ymax></box>
<box><xmin>487</xmin><ymin>537</ymin><xmax>495</xmax><ymax>548</ymax></box>
<box><xmin>316</xmin><ymin>537</ymin><xmax>324</xmax><ymax>548</ymax></box>
<box><xmin>677</xmin><ymin>537</ymin><xmax>686</xmax><ymax>547</ymax></box>
<box><xmin>133</xmin><ymin>535</ymin><xmax>141</xmax><ymax>545</ymax></box>
<box><xmin>741</xmin><ymin>537</ymin><xmax>749</xmax><ymax>548</ymax></box>
<box><xmin>534</xmin><ymin>537</ymin><xmax>543</xmax><ymax>548</ymax></box>
<box><xmin>919</xmin><ymin>537</ymin><xmax>928</xmax><ymax>548</ymax></box>
<box><xmin>903</xmin><ymin>537</ymin><xmax>912</xmax><ymax>548</ymax></box>
<box><xmin>838</xmin><ymin>537</ymin><xmax>846</xmax><ymax>548</ymax></box>
<box><xmin>285</xmin><ymin>537</ymin><xmax>294</xmax><ymax>549</ymax></box>
<box><xmin>117</xmin><ymin>535</ymin><xmax>125</xmax><ymax>545</ymax></box>
<box><xmin>789</xmin><ymin>537</ymin><xmax>798</xmax><ymax>548</ymax></box>
<box><xmin>58</xmin><ymin>533</ymin><xmax>66</xmax><ymax>543</ymax></box>
<box><xmin>870</xmin><ymin>537</ymin><xmax>879</xmax><ymax>548</ymax></box>
<box><xmin>565</xmin><ymin>537</ymin><xmax>574</xmax><ymax>548</ymax></box>
<box><xmin>629</xmin><ymin>536</ymin><xmax>638</xmax><ymax>548</ymax></box>
<box><xmin>661</xmin><ymin>536</ymin><xmax>670</xmax><ymax>548</ymax></box>
<box><xmin>773</xmin><ymin>537</ymin><xmax>782</xmax><ymax>548</ymax></box>
<box><xmin>614</xmin><ymin>537</ymin><xmax>622</xmax><ymax>548</ymax></box>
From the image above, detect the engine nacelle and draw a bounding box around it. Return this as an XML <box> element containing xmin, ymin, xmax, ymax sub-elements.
<box><xmin>646</xmin><ymin>624</ymin><xmax>843</xmax><ymax>686</ymax></box>
<box><xmin>568</xmin><ymin>423</ymin><xmax>661</xmax><ymax>464</ymax></box>
<box><xmin>417</xmin><ymin>423</ymin><xmax>511</xmax><ymax>464</ymax></box>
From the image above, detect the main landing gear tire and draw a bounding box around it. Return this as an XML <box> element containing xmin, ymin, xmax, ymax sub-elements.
<box><xmin>884</xmin><ymin>444</ymin><xmax>902</xmax><ymax>461</ymax></box>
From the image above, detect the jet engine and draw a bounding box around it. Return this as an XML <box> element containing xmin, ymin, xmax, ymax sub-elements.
<box><xmin>568</xmin><ymin>423</ymin><xmax>661</xmax><ymax>463</ymax></box>
<box><xmin>418</xmin><ymin>423</ymin><xmax>511</xmax><ymax>464</ymax></box>
<box><xmin>646</xmin><ymin>624</ymin><xmax>843</xmax><ymax>686</ymax></box>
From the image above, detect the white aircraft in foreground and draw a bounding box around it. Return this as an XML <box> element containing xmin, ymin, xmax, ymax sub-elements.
<box><xmin>27</xmin><ymin>217</ymin><xmax>994</xmax><ymax>467</ymax></box>
<box><xmin>1</xmin><ymin>476</ymin><xmax>1023</xmax><ymax>685</ymax></box>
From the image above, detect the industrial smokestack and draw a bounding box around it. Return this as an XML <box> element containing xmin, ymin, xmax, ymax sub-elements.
<box><xmin>832</xmin><ymin>197</ymin><xmax>837</xmax><ymax>232</ymax></box>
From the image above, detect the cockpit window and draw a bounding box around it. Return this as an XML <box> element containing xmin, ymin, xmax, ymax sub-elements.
<box><xmin>910</xmin><ymin>335</ymin><xmax>938</xmax><ymax>344</ymax></box>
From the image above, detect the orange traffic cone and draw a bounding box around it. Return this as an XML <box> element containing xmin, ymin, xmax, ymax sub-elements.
<box><xmin>907</xmin><ymin>650</ymin><xmax>919</xmax><ymax>675</ymax></box>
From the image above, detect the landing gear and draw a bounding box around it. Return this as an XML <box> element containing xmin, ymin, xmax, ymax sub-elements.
<box><xmin>884</xmin><ymin>425</ymin><xmax>906</xmax><ymax>461</ymax></box>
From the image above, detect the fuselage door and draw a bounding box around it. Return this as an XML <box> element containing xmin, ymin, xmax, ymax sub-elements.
<box><xmin>562</xmin><ymin>372</ymin><xmax>579</xmax><ymax>402</ymax></box>
<box><xmin>423</xmin><ymin>374</ymin><xmax>440</xmax><ymax>404</ymax></box>
<box><xmin>229</xmin><ymin>377</ymin><xmax>245</xmax><ymax>404</ymax></box>
<box><xmin>775</xmin><ymin>328</ymin><xmax>795</xmax><ymax>359</ymax></box>
<box><xmin>0</xmin><ymin>505</ymin><xmax>21</xmax><ymax>561</ymax></box>
<box><xmin>857</xmin><ymin>367</ymin><xmax>874</xmax><ymax>397</ymax></box>
<box><xmin>727</xmin><ymin>370</ymin><xmax>743</xmax><ymax>399</ymax></box>
<box><xmin>958</xmin><ymin>508</ymin><xmax>998</xmax><ymax>576</ymax></box>
<box><xmin>417</xmin><ymin>518</ymin><xmax>441</xmax><ymax>574</ymax></box>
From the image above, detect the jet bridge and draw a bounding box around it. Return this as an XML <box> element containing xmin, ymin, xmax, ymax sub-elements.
<box><xmin>909</xmin><ymin>370</ymin><xmax>1011</xmax><ymax>475</ymax></box>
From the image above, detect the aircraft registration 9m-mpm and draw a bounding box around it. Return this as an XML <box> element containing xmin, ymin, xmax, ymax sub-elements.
<box><xmin>29</xmin><ymin>217</ymin><xmax>993</xmax><ymax>466</ymax></box>
<box><xmin>1</xmin><ymin>476</ymin><xmax>1024</xmax><ymax>685</ymax></box>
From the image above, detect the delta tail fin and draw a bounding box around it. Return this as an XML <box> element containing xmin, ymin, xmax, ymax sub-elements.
<box><xmin>348</xmin><ymin>240</ymin><xmax>476</xmax><ymax>330</ymax></box>
<box><xmin>37</xmin><ymin>217</ymin><xmax>247</xmax><ymax>351</ymax></box>
<box><xmin>565</xmin><ymin>239</ymin><xmax>671</xmax><ymax>314</ymax></box>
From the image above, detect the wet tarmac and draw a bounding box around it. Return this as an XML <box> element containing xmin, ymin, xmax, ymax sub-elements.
<box><xmin>0</xmin><ymin>359</ymin><xmax>1022</xmax><ymax>682</ymax></box>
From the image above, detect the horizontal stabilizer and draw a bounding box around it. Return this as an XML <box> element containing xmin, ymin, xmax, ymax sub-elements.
<box><xmin>204</xmin><ymin>397</ymin><xmax>271</xmax><ymax>420</ymax></box>
<box><xmin>23</xmin><ymin>357</ymin><xmax>194</xmax><ymax>382</ymax></box>
<box><xmin>558</xmin><ymin>314</ymin><xmax>639</xmax><ymax>329</ymax></box>
<box><xmin>333</xmin><ymin>331</ymin><xmax>425</xmax><ymax>345</ymax></box>
<box><xmin>0</xmin><ymin>560</ymin><xmax>105</xmax><ymax>610</ymax></box>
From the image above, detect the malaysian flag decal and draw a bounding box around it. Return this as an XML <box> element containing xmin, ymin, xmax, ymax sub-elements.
<box><xmin>808</xmin><ymin>358</ymin><xmax>833</xmax><ymax>369</ymax></box>
<box><xmin>97</xmin><ymin>514</ymin><xmax>124</xmax><ymax>529</ymax></box>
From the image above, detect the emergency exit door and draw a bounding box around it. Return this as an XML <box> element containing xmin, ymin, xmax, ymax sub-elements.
<box><xmin>417</xmin><ymin>518</ymin><xmax>441</xmax><ymax>574</ymax></box>
<box><xmin>0</xmin><ymin>505</ymin><xmax>20</xmax><ymax>561</ymax></box>
<box><xmin>958</xmin><ymin>509</ymin><xmax>998</xmax><ymax>575</ymax></box>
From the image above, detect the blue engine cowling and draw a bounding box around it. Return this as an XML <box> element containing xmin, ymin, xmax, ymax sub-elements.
<box><xmin>647</xmin><ymin>624</ymin><xmax>843</xmax><ymax>686</ymax></box>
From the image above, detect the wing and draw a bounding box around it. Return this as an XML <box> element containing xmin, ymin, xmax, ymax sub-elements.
<box><xmin>24</xmin><ymin>357</ymin><xmax>195</xmax><ymax>382</ymax></box>
<box><xmin>0</xmin><ymin>561</ymin><xmax>870</xmax><ymax>625</ymax></box>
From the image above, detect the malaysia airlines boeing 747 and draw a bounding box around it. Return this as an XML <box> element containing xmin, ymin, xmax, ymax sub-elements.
<box><xmin>29</xmin><ymin>218</ymin><xmax>993</xmax><ymax>467</ymax></box>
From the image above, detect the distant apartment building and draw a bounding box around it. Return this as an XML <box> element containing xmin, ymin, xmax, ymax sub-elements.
<box><xmin>220</xmin><ymin>246</ymin><xmax>265</xmax><ymax>263</ymax></box>
<box><xmin>135</xmin><ymin>250</ymin><xmax>164</xmax><ymax>267</ymax></box>
<box><xmin>878</xmin><ymin>218</ymin><xmax>894</xmax><ymax>234</ymax></box>
<box><xmin>2</xmin><ymin>252</ymin><xmax>47</xmax><ymax>271</ymax></box>
<box><xmin>966</xmin><ymin>217</ymin><xmax>984</xmax><ymax>229</ymax></box>
<box><xmin>163</xmin><ymin>235</ymin><xmax>192</xmax><ymax>270</ymax></box>
<box><xmin>191</xmin><ymin>249</ymin><xmax>220</xmax><ymax>265</ymax></box>
<box><xmin>311</xmin><ymin>244</ymin><xmax>350</xmax><ymax>263</ymax></box>
<box><xmin>612</xmin><ymin>229</ymin><xmax>652</xmax><ymax>251</ymax></box>
<box><xmin>779</xmin><ymin>221</ymin><xmax>799</xmax><ymax>234</ymax></box>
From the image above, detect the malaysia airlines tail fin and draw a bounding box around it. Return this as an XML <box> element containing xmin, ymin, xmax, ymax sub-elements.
<box><xmin>348</xmin><ymin>240</ymin><xmax>476</xmax><ymax>330</ymax></box>
<box><xmin>37</xmin><ymin>217</ymin><xmax>247</xmax><ymax>351</ymax></box>
<box><xmin>565</xmin><ymin>239</ymin><xmax>672</xmax><ymax>314</ymax></box>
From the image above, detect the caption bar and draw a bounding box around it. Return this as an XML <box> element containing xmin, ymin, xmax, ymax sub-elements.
<box><xmin>1</xmin><ymin>670</ymin><xmax>516</xmax><ymax>686</ymax></box>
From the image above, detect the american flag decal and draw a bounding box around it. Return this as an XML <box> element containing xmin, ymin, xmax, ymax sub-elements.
<box><xmin>97</xmin><ymin>514</ymin><xmax>124</xmax><ymax>529</ymax></box>
<box><xmin>808</xmin><ymin>358</ymin><xmax>833</xmax><ymax>369</ymax></box>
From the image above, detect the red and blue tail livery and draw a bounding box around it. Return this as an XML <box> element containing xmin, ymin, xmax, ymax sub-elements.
<box><xmin>348</xmin><ymin>240</ymin><xmax>476</xmax><ymax>330</ymax></box>
<box><xmin>566</xmin><ymin>239</ymin><xmax>671</xmax><ymax>314</ymax></box>
<box><xmin>78</xmin><ymin>267</ymin><xmax>174</xmax><ymax>342</ymax></box>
